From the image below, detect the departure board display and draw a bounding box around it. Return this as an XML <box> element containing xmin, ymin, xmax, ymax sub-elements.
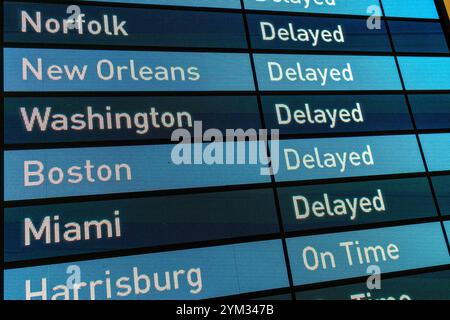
<box><xmin>2</xmin><ymin>0</ymin><xmax>450</xmax><ymax>301</ymax></box>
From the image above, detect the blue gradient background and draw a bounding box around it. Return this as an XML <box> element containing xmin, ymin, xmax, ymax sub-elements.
<box><xmin>4</xmin><ymin>240</ymin><xmax>289</xmax><ymax>300</ymax></box>
<box><xmin>4</xmin><ymin>142</ymin><xmax>271</xmax><ymax>201</ymax></box>
<box><xmin>4</xmin><ymin>48</ymin><xmax>255</xmax><ymax>92</ymax></box>
<box><xmin>79</xmin><ymin>0</ymin><xmax>241</xmax><ymax>9</ymax></box>
<box><xmin>274</xmin><ymin>135</ymin><xmax>425</xmax><ymax>182</ymax></box>
<box><xmin>254</xmin><ymin>54</ymin><xmax>402</xmax><ymax>91</ymax></box>
<box><xmin>287</xmin><ymin>223</ymin><xmax>450</xmax><ymax>285</ymax></box>
<box><xmin>244</xmin><ymin>0</ymin><xmax>380</xmax><ymax>16</ymax></box>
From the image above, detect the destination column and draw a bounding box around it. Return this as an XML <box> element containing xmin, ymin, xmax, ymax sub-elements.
<box><xmin>3</xmin><ymin>0</ymin><xmax>290</xmax><ymax>300</ymax></box>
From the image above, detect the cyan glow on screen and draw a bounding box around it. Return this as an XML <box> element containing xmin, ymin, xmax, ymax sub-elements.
<box><xmin>4</xmin><ymin>240</ymin><xmax>289</xmax><ymax>300</ymax></box>
<box><xmin>381</xmin><ymin>0</ymin><xmax>438</xmax><ymax>19</ymax></box>
<box><xmin>77</xmin><ymin>0</ymin><xmax>440</xmax><ymax>19</ymax></box>
<box><xmin>3</xmin><ymin>48</ymin><xmax>255</xmax><ymax>92</ymax></box>
<box><xmin>445</xmin><ymin>221</ymin><xmax>450</xmax><ymax>239</ymax></box>
<box><xmin>419</xmin><ymin>133</ymin><xmax>450</xmax><ymax>172</ymax></box>
<box><xmin>244</xmin><ymin>0</ymin><xmax>380</xmax><ymax>16</ymax></box>
<box><xmin>78</xmin><ymin>0</ymin><xmax>241</xmax><ymax>9</ymax></box>
<box><xmin>254</xmin><ymin>54</ymin><xmax>402</xmax><ymax>91</ymax></box>
<box><xmin>10</xmin><ymin>50</ymin><xmax>450</xmax><ymax>92</ymax></box>
<box><xmin>398</xmin><ymin>57</ymin><xmax>450</xmax><ymax>91</ymax></box>
<box><xmin>4</xmin><ymin>143</ymin><xmax>271</xmax><ymax>201</ymax></box>
<box><xmin>287</xmin><ymin>222</ymin><xmax>450</xmax><ymax>285</ymax></box>
<box><xmin>273</xmin><ymin>135</ymin><xmax>425</xmax><ymax>183</ymax></box>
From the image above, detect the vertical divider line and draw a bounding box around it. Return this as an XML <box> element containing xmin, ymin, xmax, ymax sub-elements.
<box><xmin>1</xmin><ymin>0</ymin><xmax>5</xmax><ymax>301</ymax></box>
<box><xmin>434</xmin><ymin>0</ymin><xmax>450</xmax><ymax>52</ymax></box>
<box><xmin>239</xmin><ymin>0</ymin><xmax>297</xmax><ymax>299</ymax></box>
<box><xmin>380</xmin><ymin>0</ymin><xmax>450</xmax><ymax>255</ymax></box>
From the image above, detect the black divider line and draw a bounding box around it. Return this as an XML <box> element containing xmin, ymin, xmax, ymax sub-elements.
<box><xmin>4</xmin><ymin>89</ymin><xmax>450</xmax><ymax>97</ymax></box>
<box><xmin>380</xmin><ymin>0</ymin><xmax>450</xmax><ymax>255</ymax></box>
<box><xmin>1</xmin><ymin>130</ymin><xmax>419</xmax><ymax>150</ymax></box>
<box><xmin>210</xmin><ymin>287</ymin><xmax>293</xmax><ymax>300</ymax></box>
<box><xmin>4</xmin><ymin>44</ymin><xmax>252</xmax><ymax>53</ymax></box>
<box><xmin>9</xmin><ymin>129</ymin><xmax>450</xmax><ymax>151</ymax></box>
<box><xmin>3</xmin><ymin>182</ymin><xmax>275</xmax><ymax>207</ymax></box>
<box><xmin>435</xmin><ymin>0</ymin><xmax>450</xmax><ymax>52</ymax></box>
<box><xmin>4</xmin><ymin>43</ymin><xmax>450</xmax><ymax>56</ymax></box>
<box><xmin>260</xmin><ymin>89</ymin><xmax>450</xmax><ymax>94</ymax></box>
<box><xmin>240</xmin><ymin>0</ymin><xmax>296</xmax><ymax>301</ymax></box>
<box><xmin>283</xmin><ymin>216</ymin><xmax>443</xmax><ymax>239</ymax></box>
<box><xmin>6</xmin><ymin>0</ymin><xmax>445</xmax><ymax>22</ymax></box>
<box><xmin>7</xmin><ymin>171</ymin><xmax>450</xmax><ymax>208</ymax></box>
<box><xmin>4</xmin><ymin>233</ymin><xmax>284</xmax><ymax>270</ymax></box>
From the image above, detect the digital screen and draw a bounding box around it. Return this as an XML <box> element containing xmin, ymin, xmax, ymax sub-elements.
<box><xmin>2</xmin><ymin>0</ymin><xmax>450</xmax><ymax>301</ymax></box>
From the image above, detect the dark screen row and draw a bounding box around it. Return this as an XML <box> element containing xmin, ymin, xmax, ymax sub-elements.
<box><xmin>5</xmin><ymin>175</ymin><xmax>450</xmax><ymax>262</ymax></box>
<box><xmin>5</xmin><ymin>94</ymin><xmax>450</xmax><ymax>144</ymax></box>
<box><xmin>4</xmin><ymin>2</ymin><xmax>448</xmax><ymax>52</ymax></box>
